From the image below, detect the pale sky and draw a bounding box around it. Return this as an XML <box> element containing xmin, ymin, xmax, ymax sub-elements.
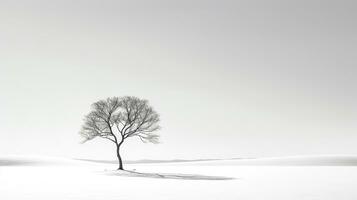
<box><xmin>0</xmin><ymin>0</ymin><xmax>356</xmax><ymax>160</ymax></box>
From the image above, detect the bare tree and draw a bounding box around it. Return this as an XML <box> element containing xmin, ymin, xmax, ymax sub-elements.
<box><xmin>79</xmin><ymin>96</ymin><xmax>160</xmax><ymax>170</ymax></box>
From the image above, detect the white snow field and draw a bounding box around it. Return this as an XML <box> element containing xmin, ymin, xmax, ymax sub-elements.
<box><xmin>1</xmin><ymin>155</ymin><xmax>357</xmax><ymax>200</ymax></box>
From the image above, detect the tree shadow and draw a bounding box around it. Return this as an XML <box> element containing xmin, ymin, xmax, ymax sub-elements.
<box><xmin>105</xmin><ymin>170</ymin><xmax>235</xmax><ymax>180</ymax></box>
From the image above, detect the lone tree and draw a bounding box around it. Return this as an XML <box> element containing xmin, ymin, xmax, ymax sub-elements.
<box><xmin>79</xmin><ymin>96</ymin><xmax>160</xmax><ymax>170</ymax></box>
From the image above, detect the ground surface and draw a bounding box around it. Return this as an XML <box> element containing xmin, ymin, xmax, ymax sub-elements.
<box><xmin>1</xmin><ymin>155</ymin><xmax>357</xmax><ymax>200</ymax></box>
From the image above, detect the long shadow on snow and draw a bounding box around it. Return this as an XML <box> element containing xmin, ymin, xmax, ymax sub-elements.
<box><xmin>105</xmin><ymin>170</ymin><xmax>234</xmax><ymax>180</ymax></box>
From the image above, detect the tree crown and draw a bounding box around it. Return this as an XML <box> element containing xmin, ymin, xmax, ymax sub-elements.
<box><xmin>79</xmin><ymin>96</ymin><xmax>160</xmax><ymax>144</ymax></box>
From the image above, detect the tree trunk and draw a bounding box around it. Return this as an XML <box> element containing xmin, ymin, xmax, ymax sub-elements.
<box><xmin>116</xmin><ymin>144</ymin><xmax>124</xmax><ymax>170</ymax></box>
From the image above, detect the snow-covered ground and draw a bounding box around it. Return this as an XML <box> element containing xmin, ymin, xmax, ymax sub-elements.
<box><xmin>1</xmin><ymin>155</ymin><xmax>357</xmax><ymax>200</ymax></box>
